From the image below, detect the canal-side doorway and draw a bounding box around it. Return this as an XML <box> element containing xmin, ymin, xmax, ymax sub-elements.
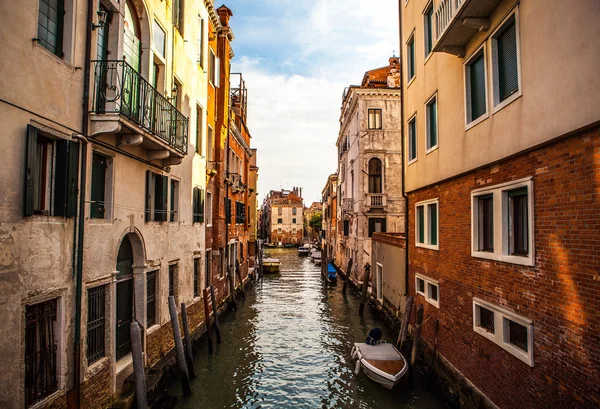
<box><xmin>116</xmin><ymin>235</ymin><xmax>134</xmax><ymax>361</ymax></box>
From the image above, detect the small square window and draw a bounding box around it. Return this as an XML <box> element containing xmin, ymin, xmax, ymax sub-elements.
<box><xmin>476</xmin><ymin>304</ymin><xmax>495</xmax><ymax>334</ymax></box>
<box><xmin>368</xmin><ymin>109</ymin><xmax>382</xmax><ymax>130</ymax></box>
<box><xmin>428</xmin><ymin>282</ymin><xmax>438</xmax><ymax>301</ymax></box>
<box><xmin>277</xmin><ymin>218</ymin><xmax>283</xmax><ymax>224</ymax></box>
<box><xmin>416</xmin><ymin>199</ymin><xmax>439</xmax><ymax>250</ymax></box>
<box><xmin>416</xmin><ymin>274</ymin><xmax>439</xmax><ymax>308</ymax></box>
<box><xmin>416</xmin><ymin>278</ymin><xmax>425</xmax><ymax>294</ymax></box>
<box><xmin>506</xmin><ymin>318</ymin><xmax>528</xmax><ymax>352</ymax></box>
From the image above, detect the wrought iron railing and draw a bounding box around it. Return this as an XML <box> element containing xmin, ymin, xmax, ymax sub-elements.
<box><xmin>434</xmin><ymin>0</ymin><xmax>465</xmax><ymax>43</ymax></box>
<box><xmin>91</xmin><ymin>59</ymin><xmax>188</xmax><ymax>155</ymax></box>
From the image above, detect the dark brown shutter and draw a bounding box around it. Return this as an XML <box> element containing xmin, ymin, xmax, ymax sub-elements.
<box><xmin>24</xmin><ymin>125</ymin><xmax>38</xmax><ymax>216</ymax></box>
<box><xmin>160</xmin><ymin>175</ymin><xmax>168</xmax><ymax>221</ymax></box>
<box><xmin>145</xmin><ymin>171</ymin><xmax>151</xmax><ymax>221</ymax></box>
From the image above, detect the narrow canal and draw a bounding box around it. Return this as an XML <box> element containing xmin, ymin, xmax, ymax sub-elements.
<box><xmin>166</xmin><ymin>248</ymin><xmax>447</xmax><ymax>408</ymax></box>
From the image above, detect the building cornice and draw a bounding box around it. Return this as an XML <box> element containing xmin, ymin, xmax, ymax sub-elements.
<box><xmin>230</xmin><ymin>121</ymin><xmax>252</xmax><ymax>156</ymax></box>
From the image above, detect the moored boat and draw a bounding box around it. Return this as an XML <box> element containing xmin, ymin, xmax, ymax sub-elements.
<box><xmin>327</xmin><ymin>263</ymin><xmax>337</xmax><ymax>282</ymax></box>
<box><xmin>351</xmin><ymin>329</ymin><xmax>408</xmax><ymax>389</ymax></box>
<box><xmin>298</xmin><ymin>244</ymin><xmax>310</xmax><ymax>256</ymax></box>
<box><xmin>262</xmin><ymin>258</ymin><xmax>280</xmax><ymax>274</ymax></box>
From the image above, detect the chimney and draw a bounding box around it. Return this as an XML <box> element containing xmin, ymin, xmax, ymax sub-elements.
<box><xmin>217</xmin><ymin>5</ymin><xmax>233</xmax><ymax>27</ymax></box>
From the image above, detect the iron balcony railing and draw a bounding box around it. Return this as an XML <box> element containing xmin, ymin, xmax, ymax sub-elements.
<box><xmin>434</xmin><ymin>0</ymin><xmax>465</xmax><ymax>43</ymax></box>
<box><xmin>91</xmin><ymin>59</ymin><xmax>188</xmax><ymax>155</ymax></box>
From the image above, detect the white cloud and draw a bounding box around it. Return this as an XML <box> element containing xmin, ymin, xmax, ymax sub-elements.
<box><xmin>229</xmin><ymin>0</ymin><xmax>399</xmax><ymax>203</ymax></box>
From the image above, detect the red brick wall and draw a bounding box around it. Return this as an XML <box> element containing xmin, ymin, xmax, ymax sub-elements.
<box><xmin>408</xmin><ymin>127</ymin><xmax>600</xmax><ymax>409</ymax></box>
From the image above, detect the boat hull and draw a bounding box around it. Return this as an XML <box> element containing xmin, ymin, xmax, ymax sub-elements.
<box><xmin>263</xmin><ymin>264</ymin><xmax>280</xmax><ymax>274</ymax></box>
<box><xmin>351</xmin><ymin>343</ymin><xmax>408</xmax><ymax>390</ymax></box>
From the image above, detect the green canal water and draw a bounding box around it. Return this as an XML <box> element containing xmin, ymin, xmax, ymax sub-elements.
<box><xmin>166</xmin><ymin>248</ymin><xmax>447</xmax><ymax>408</ymax></box>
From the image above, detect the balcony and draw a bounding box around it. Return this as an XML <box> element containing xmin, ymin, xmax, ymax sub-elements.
<box><xmin>90</xmin><ymin>60</ymin><xmax>189</xmax><ymax>164</ymax></box>
<box><xmin>433</xmin><ymin>0</ymin><xmax>502</xmax><ymax>57</ymax></box>
<box><xmin>366</xmin><ymin>194</ymin><xmax>387</xmax><ymax>209</ymax></box>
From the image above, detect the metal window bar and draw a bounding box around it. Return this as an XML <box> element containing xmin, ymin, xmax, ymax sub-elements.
<box><xmin>86</xmin><ymin>286</ymin><xmax>106</xmax><ymax>364</ymax></box>
<box><xmin>508</xmin><ymin>320</ymin><xmax>528</xmax><ymax>352</ymax></box>
<box><xmin>478</xmin><ymin>306</ymin><xmax>495</xmax><ymax>334</ymax></box>
<box><xmin>147</xmin><ymin>272</ymin><xmax>157</xmax><ymax>327</ymax></box>
<box><xmin>25</xmin><ymin>299</ymin><xmax>58</xmax><ymax>407</ymax></box>
<box><xmin>168</xmin><ymin>265</ymin><xmax>175</xmax><ymax>297</ymax></box>
<box><xmin>91</xmin><ymin>60</ymin><xmax>189</xmax><ymax>155</ymax></box>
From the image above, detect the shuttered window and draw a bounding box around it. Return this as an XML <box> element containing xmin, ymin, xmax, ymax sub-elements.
<box><xmin>170</xmin><ymin>179</ymin><xmax>179</xmax><ymax>222</ymax></box>
<box><xmin>145</xmin><ymin>171</ymin><xmax>168</xmax><ymax>222</ymax></box>
<box><xmin>496</xmin><ymin>16</ymin><xmax>519</xmax><ymax>102</ymax></box>
<box><xmin>37</xmin><ymin>0</ymin><xmax>64</xmax><ymax>57</ymax></box>
<box><xmin>24</xmin><ymin>125</ymin><xmax>79</xmax><ymax>217</ymax></box>
<box><xmin>368</xmin><ymin>109</ymin><xmax>382</xmax><ymax>130</ymax></box>
<box><xmin>467</xmin><ymin>51</ymin><xmax>487</xmax><ymax>123</ymax></box>
<box><xmin>198</xmin><ymin>17</ymin><xmax>205</xmax><ymax>67</ymax></box>
<box><xmin>426</xmin><ymin>96</ymin><xmax>437</xmax><ymax>150</ymax></box>
<box><xmin>192</xmin><ymin>187</ymin><xmax>204</xmax><ymax>223</ymax></box>
<box><xmin>368</xmin><ymin>218</ymin><xmax>386</xmax><ymax>237</ymax></box>
<box><xmin>408</xmin><ymin>117</ymin><xmax>417</xmax><ymax>161</ymax></box>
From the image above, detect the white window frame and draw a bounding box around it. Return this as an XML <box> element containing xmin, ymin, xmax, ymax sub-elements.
<box><xmin>490</xmin><ymin>7</ymin><xmax>522</xmax><ymax>114</ymax></box>
<box><xmin>415</xmin><ymin>273</ymin><xmax>439</xmax><ymax>308</ymax></box>
<box><xmin>425</xmin><ymin>92</ymin><xmax>438</xmax><ymax>153</ymax></box>
<box><xmin>473</xmin><ymin>298</ymin><xmax>534</xmax><ymax>367</ymax></box>
<box><xmin>471</xmin><ymin>177</ymin><xmax>534</xmax><ymax>266</ymax></box>
<box><xmin>376</xmin><ymin>263</ymin><xmax>383</xmax><ymax>301</ymax></box>
<box><xmin>415</xmin><ymin>198</ymin><xmax>439</xmax><ymax>250</ymax></box>
<box><xmin>423</xmin><ymin>0</ymin><xmax>434</xmax><ymax>61</ymax></box>
<box><xmin>205</xmin><ymin>191</ymin><xmax>212</xmax><ymax>227</ymax></box>
<box><xmin>367</xmin><ymin>108</ymin><xmax>382</xmax><ymax>130</ymax></box>
<box><xmin>152</xmin><ymin>19</ymin><xmax>167</xmax><ymax>60</ymax></box>
<box><xmin>406</xmin><ymin>31</ymin><xmax>416</xmax><ymax>86</ymax></box>
<box><xmin>464</xmin><ymin>43</ymin><xmax>489</xmax><ymax>130</ymax></box>
<box><xmin>407</xmin><ymin>113</ymin><xmax>417</xmax><ymax>165</ymax></box>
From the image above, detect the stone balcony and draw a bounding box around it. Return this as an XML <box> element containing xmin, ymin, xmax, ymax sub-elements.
<box><xmin>366</xmin><ymin>194</ymin><xmax>387</xmax><ymax>209</ymax></box>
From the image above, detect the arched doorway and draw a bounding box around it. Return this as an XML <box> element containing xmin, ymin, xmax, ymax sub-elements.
<box><xmin>116</xmin><ymin>234</ymin><xmax>134</xmax><ymax>361</ymax></box>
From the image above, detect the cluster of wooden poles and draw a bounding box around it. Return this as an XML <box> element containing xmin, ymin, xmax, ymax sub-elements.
<box><xmin>322</xmin><ymin>251</ymin><xmax>429</xmax><ymax>375</ymax></box>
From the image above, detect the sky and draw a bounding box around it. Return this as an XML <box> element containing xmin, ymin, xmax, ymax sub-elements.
<box><xmin>225</xmin><ymin>0</ymin><xmax>400</xmax><ymax>205</ymax></box>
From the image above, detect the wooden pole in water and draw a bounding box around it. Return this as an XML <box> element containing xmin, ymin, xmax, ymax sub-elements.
<box><xmin>397</xmin><ymin>295</ymin><xmax>414</xmax><ymax>351</ymax></box>
<box><xmin>235</xmin><ymin>259</ymin><xmax>245</xmax><ymax>300</ymax></box>
<box><xmin>410</xmin><ymin>304</ymin><xmax>424</xmax><ymax>371</ymax></box>
<box><xmin>227</xmin><ymin>264</ymin><xmax>237</xmax><ymax>309</ymax></box>
<box><xmin>342</xmin><ymin>258</ymin><xmax>353</xmax><ymax>294</ymax></box>
<box><xmin>210</xmin><ymin>284</ymin><xmax>222</xmax><ymax>344</ymax></box>
<box><xmin>180</xmin><ymin>303</ymin><xmax>196</xmax><ymax>379</ymax></box>
<box><xmin>321</xmin><ymin>246</ymin><xmax>328</xmax><ymax>278</ymax></box>
<box><xmin>359</xmin><ymin>263</ymin><xmax>371</xmax><ymax>317</ymax></box>
<box><xmin>168</xmin><ymin>296</ymin><xmax>191</xmax><ymax>396</ymax></box>
<box><xmin>202</xmin><ymin>287</ymin><xmax>213</xmax><ymax>353</ymax></box>
<box><xmin>130</xmin><ymin>321</ymin><xmax>148</xmax><ymax>409</ymax></box>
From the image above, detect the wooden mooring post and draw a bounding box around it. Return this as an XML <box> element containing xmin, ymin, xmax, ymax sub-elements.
<box><xmin>130</xmin><ymin>321</ymin><xmax>148</xmax><ymax>409</ymax></box>
<box><xmin>358</xmin><ymin>263</ymin><xmax>371</xmax><ymax>317</ymax></box>
<box><xmin>321</xmin><ymin>246</ymin><xmax>328</xmax><ymax>278</ymax></box>
<box><xmin>168</xmin><ymin>296</ymin><xmax>191</xmax><ymax>396</ymax></box>
<box><xmin>342</xmin><ymin>258</ymin><xmax>352</xmax><ymax>295</ymax></box>
<box><xmin>235</xmin><ymin>259</ymin><xmax>246</xmax><ymax>300</ymax></box>
<box><xmin>410</xmin><ymin>304</ymin><xmax>424</xmax><ymax>372</ymax></box>
<box><xmin>210</xmin><ymin>284</ymin><xmax>222</xmax><ymax>344</ymax></box>
<box><xmin>202</xmin><ymin>287</ymin><xmax>213</xmax><ymax>353</ymax></box>
<box><xmin>396</xmin><ymin>295</ymin><xmax>414</xmax><ymax>352</ymax></box>
<box><xmin>180</xmin><ymin>303</ymin><xmax>196</xmax><ymax>379</ymax></box>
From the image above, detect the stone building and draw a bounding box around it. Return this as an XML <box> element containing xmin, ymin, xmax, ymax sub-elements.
<box><xmin>247</xmin><ymin>149</ymin><xmax>259</xmax><ymax>266</ymax></box>
<box><xmin>261</xmin><ymin>188</ymin><xmax>304</xmax><ymax>246</ymax></box>
<box><xmin>0</xmin><ymin>0</ymin><xmax>256</xmax><ymax>407</ymax></box>
<box><xmin>335</xmin><ymin>57</ymin><xmax>404</xmax><ymax>283</ymax></box>
<box><xmin>304</xmin><ymin>201</ymin><xmax>322</xmax><ymax>242</ymax></box>
<box><xmin>401</xmin><ymin>0</ymin><xmax>600</xmax><ymax>408</ymax></box>
<box><xmin>321</xmin><ymin>174</ymin><xmax>338</xmax><ymax>255</ymax></box>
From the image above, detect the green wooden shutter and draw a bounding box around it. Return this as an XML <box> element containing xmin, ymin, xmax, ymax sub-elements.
<box><xmin>66</xmin><ymin>140</ymin><xmax>79</xmax><ymax>217</ymax></box>
<box><xmin>160</xmin><ymin>175</ymin><xmax>168</xmax><ymax>221</ymax></box>
<box><xmin>470</xmin><ymin>53</ymin><xmax>486</xmax><ymax>121</ymax></box>
<box><xmin>498</xmin><ymin>18</ymin><xmax>519</xmax><ymax>101</ymax></box>
<box><xmin>145</xmin><ymin>171</ymin><xmax>151</xmax><ymax>221</ymax></box>
<box><xmin>54</xmin><ymin>139</ymin><xmax>69</xmax><ymax>217</ymax></box>
<box><xmin>24</xmin><ymin>125</ymin><xmax>38</xmax><ymax>216</ymax></box>
<box><xmin>200</xmin><ymin>188</ymin><xmax>205</xmax><ymax>223</ymax></box>
<box><xmin>192</xmin><ymin>187</ymin><xmax>198</xmax><ymax>223</ymax></box>
<box><xmin>91</xmin><ymin>153</ymin><xmax>107</xmax><ymax>219</ymax></box>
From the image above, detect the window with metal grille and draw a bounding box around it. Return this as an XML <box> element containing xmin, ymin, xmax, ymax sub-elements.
<box><xmin>368</xmin><ymin>109</ymin><xmax>382</xmax><ymax>130</ymax></box>
<box><xmin>168</xmin><ymin>264</ymin><xmax>176</xmax><ymax>298</ymax></box>
<box><xmin>87</xmin><ymin>286</ymin><xmax>106</xmax><ymax>364</ymax></box>
<box><xmin>408</xmin><ymin>116</ymin><xmax>417</xmax><ymax>162</ymax></box>
<box><xmin>477</xmin><ymin>305</ymin><xmax>495</xmax><ymax>334</ymax></box>
<box><xmin>193</xmin><ymin>258</ymin><xmax>200</xmax><ymax>298</ymax></box>
<box><xmin>477</xmin><ymin>194</ymin><xmax>494</xmax><ymax>251</ymax></box>
<box><xmin>509</xmin><ymin>187</ymin><xmax>528</xmax><ymax>255</ymax></box>
<box><xmin>407</xmin><ymin>34</ymin><xmax>415</xmax><ymax>81</ymax></box>
<box><xmin>466</xmin><ymin>49</ymin><xmax>487</xmax><ymax>123</ymax></box>
<box><xmin>426</xmin><ymin>95</ymin><xmax>437</xmax><ymax>150</ymax></box>
<box><xmin>147</xmin><ymin>271</ymin><xmax>157</xmax><ymax>327</ymax></box>
<box><xmin>25</xmin><ymin>298</ymin><xmax>58</xmax><ymax>406</ymax></box>
<box><xmin>495</xmin><ymin>15</ymin><xmax>519</xmax><ymax>102</ymax></box>
<box><xmin>37</xmin><ymin>0</ymin><xmax>64</xmax><ymax>57</ymax></box>
<box><xmin>507</xmin><ymin>318</ymin><xmax>528</xmax><ymax>352</ymax></box>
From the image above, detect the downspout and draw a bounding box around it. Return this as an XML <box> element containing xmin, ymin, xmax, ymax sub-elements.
<box><xmin>69</xmin><ymin>0</ymin><xmax>93</xmax><ymax>407</ymax></box>
<box><xmin>399</xmin><ymin>1</ymin><xmax>409</xmax><ymax>296</ymax></box>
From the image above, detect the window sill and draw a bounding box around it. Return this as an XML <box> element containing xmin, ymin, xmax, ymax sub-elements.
<box><xmin>147</xmin><ymin>324</ymin><xmax>161</xmax><ymax>335</ymax></box>
<box><xmin>406</xmin><ymin>76</ymin><xmax>416</xmax><ymax>88</ymax></box>
<box><xmin>408</xmin><ymin>157</ymin><xmax>417</xmax><ymax>166</ymax></box>
<box><xmin>416</xmin><ymin>243</ymin><xmax>439</xmax><ymax>251</ymax></box>
<box><xmin>492</xmin><ymin>91</ymin><xmax>522</xmax><ymax>116</ymax></box>
<box><xmin>85</xmin><ymin>356</ymin><xmax>109</xmax><ymax>379</ymax></box>
<box><xmin>34</xmin><ymin>42</ymin><xmax>74</xmax><ymax>69</ymax></box>
<box><xmin>465</xmin><ymin>112</ymin><xmax>489</xmax><ymax>131</ymax></box>
<box><xmin>424</xmin><ymin>52</ymin><xmax>433</xmax><ymax>65</ymax></box>
<box><xmin>425</xmin><ymin>144</ymin><xmax>438</xmax><ymax>155</ymax></box>
<box><xmin>471</xmin><ymin>250</ymin><xmax>534</xmax><ymax>267</ymax></box>
<box><xmin>88</xmin><ymin>218</ymin><xmax>114</xmax><ymax>224</ymax></box>
<box><xmin>28</xmin><ymin>389</ymin><xmax>64</xmax><ymax>409</ymax></box>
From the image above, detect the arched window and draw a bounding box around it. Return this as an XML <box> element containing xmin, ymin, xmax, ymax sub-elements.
<box><xmin>368</xmin><ymin>158</ymin><xmax>382</xmax><ymax>193</ymax></box>
<box><xmin>123</xmin><ymin>1</ymin><xmax>141</xmax><ymax>72</ymax></box>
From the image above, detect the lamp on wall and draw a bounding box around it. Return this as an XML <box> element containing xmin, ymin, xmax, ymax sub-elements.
<box><xmin>92</xmin><ymin>9</ymin><xmax>108</xmax><ymax>30</ymax></box>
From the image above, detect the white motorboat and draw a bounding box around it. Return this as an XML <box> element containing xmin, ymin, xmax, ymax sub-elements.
<box><xmin>309</xmin><ymin>248</ymin><xmax>321</xmax><ymax>262</ymax></box>
<box><xmin>262</xmin><ymin>258</ymin><xmax>280</xmax><ymax>274</ymax></box>
<box><xmin>298</xmin><ymin>244</ymin><xmax>310</xmax><ymax>256</ymax></box>
<box><xmin>351</xmin><ymin>342</ymin><xmax>408</xmax><ymax>389</ymax></box>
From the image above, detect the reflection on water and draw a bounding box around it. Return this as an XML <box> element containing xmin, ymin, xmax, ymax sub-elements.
<box><xmin>168</xmin><ymin>248</ymin><xmax>446</xmax><ymax>409</ymax></box>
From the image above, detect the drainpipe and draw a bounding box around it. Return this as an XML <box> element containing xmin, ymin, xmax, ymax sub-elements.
<box><xmin>68</xmin><ymin>1</ymin><xmax>93</xmax><ymax>407</ymax></box>
<box><xmin>398</xmin><ymin>1</ymin><xmax>409</xmax><ymax>296</ymax></box>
